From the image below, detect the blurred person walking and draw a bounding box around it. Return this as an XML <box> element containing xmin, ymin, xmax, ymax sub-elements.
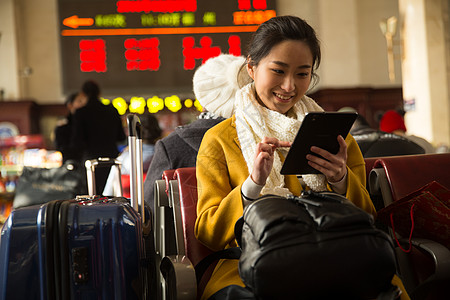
<box><xmin>70</xmin><ymin>80</ymin><xmax>126</xmax><ymax>193</ymax></box>
<box><xmin>54</xmin><ymin>92</ymin><xmax>87</xmax><ymax>163</ymax></box>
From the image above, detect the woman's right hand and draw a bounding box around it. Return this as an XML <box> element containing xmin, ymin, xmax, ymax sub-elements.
<box><xmin>251</xmin><ymin>137</ymin><xmax>291</xmax><ymax>185</ymax></box>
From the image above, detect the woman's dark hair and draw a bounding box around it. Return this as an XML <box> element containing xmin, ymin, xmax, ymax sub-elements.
<box><xmin>140</xmin><ymin>113</ymin><xmax>162</xmax><ymax>144</ymax></box>
<box><xmin>242</xmin><ymin>15</ymin><xmax>321</xmax><ymax>87</ymax></box>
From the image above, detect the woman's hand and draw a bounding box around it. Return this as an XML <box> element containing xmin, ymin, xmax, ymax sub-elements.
<box><xmin>251</xmin><ymin>137</ymin><xmax>291</xmax><ymax>185</ymax></box>
<box><xmin>306</xmin><ymin>135</ymin><xmax>348</xmax><ymax>183</ymax></box>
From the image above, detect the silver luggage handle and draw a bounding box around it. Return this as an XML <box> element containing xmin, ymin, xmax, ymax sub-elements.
<box><xmin>85</xmin><ymin>158</ymin><xmax>123</xmax><ymax>197</ymax></box>
<box><xmin>127</xmin><ymin>114</ymin><xmax>145</xmax><ymax>223</ymax></box>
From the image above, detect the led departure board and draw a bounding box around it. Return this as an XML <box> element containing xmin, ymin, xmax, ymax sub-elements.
<box><xmin>58</xmin><ymin>0</ymin><xmax>277</xmax><ymax>97</ymax></box>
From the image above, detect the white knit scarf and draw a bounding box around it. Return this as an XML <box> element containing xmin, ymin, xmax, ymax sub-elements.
<box><xmin>235</xmin><ymin>83</ymin><xmax>328</xmax><ymax>196</ymax></box>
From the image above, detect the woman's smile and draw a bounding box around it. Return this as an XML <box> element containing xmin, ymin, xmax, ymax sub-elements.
<box><xmin>247</xmin><ymin>39</ymin><xmax>313</xmax><ymax>114</ymax></box>
<box><xmin>274</xmin><ymin>92</ymin><xmax>294</xmax><ymax>102</ymax></box>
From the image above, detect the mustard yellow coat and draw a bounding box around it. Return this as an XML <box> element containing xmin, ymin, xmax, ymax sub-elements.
<box><xmin>195</xmin><ymin>116</ymin><xmax>405</xmax><ymax>299</ymax></box>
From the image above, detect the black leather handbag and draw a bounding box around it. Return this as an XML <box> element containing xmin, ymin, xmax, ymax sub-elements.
<box><xmin>13</xmin><ymin>160</ymin><xmax>87</xmax><ymax>209</ymax></box>
<box><xmin>234</xmin><ymin>191</ymin><xmax>398</xmax><ymax>299</ymax></box>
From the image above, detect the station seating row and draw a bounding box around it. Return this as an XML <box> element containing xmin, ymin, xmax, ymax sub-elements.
<box><xmin>153</xmin><ymin>153</ymin><xmax>450</xmax><ymax>300</ymax></box>
<box><xmin>368</xmin><ymin>154</ymin><xmax>450</xmax><ymax>299</ymax></box>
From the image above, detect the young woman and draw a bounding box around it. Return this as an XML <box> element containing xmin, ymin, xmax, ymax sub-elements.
<box><xmin>195</xmin><ymin>16</ymin><xmax>408</xmax><ymax>299</ymax></box>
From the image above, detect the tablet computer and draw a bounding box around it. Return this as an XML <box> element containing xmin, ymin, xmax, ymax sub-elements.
<box><xmin>280</xmin><ymin>112</ymin><xmax>357</xmax><ymax>175</ymax></box>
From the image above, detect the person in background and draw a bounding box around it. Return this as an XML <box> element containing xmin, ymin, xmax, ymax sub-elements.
<box><xmin>379</xmin><ymin>109</ymin><xmax>435</xmax><ymax>153</ymax></box>
<box><xmin>103</xmin><ymin>113</ymin><xmax>162</xmax><ymax>197</ymax></box>
<box><xmin>54</xmin><ymin>92</ymin><xmax>87</xmax><ymax>163</ymax></box>
<box><xmin>338</xmin><ymin>107</ymin><xmax>425</xmax><ymax>157</ymax></box>
<box><xmin>195</xmin><ymin>16</ymin><xmax>409</xmax><ymax>299</ymax></box>
<box><xmin>70</xmin><ymin>80</ymin><xmax>126</xmax><ymax>194</ymax></box>
<box><xmin>143</xmin><ymin>54</ymin><xmax>249</xmax><ymax>209</ymax></box>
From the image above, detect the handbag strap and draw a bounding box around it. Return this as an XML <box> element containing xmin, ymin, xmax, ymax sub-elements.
<box><xmin>194</xmin><ymin>247</ymin><xmax>241</xmax><ymax>283</ymax></box>
<box><xmin>390</xmin><ymin>203</ymin><xmax>415</xmax><ymax>253</ymax></box>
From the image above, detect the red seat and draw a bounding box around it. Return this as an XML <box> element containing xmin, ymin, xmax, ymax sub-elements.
<box><xmin>173</xmin><ymin>167</ymin><xmax>215</xmax><ymax>299</ymax></box>
<box><xmin>371</xmin><ymin>153</ymin><xmax>450</xmax><ymax>202</ymax></box>
<box><xmin>369</xmin><ymin>153</ymin><xmax>450</xmax><ymax>299</ymax></box>
<box><xmin>160</xmin><ymin>167</ymin><xmax>215</xmax><ymax>299</ymax></box>
<box><xmin>160</xmin><ymin>167</ymin><xmax>216</xmax><ymax>299</ymax></box>
<box><xmin>173</xmin><ymin>168</ymin><xmax>212</xmax><ymax>264</ymax></box>
<box><xmin>162</xmin><ymin>169</ymin><xmax>176</xmax><ymax>197</ymax></box>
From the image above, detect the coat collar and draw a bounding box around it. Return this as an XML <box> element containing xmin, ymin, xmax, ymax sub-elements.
<box><xmin>175</xmin><ymin>118</ymin><xmax>224</xmax><ymax>151</ymax></box>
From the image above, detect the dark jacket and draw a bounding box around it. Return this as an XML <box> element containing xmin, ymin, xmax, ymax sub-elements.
<box><xmin>71</xmin><ymin>99</ymin><xmax>126</xmax><ymax>161</ymax></box>
<box><xmin>54</xmin><ymin>114</ymin><xmax>78</xmax><ymax>163</ymax></box>
<box><xmin>70</xmin><ymin>99</ymin><xmax>126</xmax><ymax>193</ymax></box>
<box><xmin>143</xmin><ymin>117</ymin><xmax>224</xmax><ymax>209</ymax></box>
<box><xmin>352</xmin><ymin>126</ymin><xmax>425</xmax><ymax>158</ymax></box>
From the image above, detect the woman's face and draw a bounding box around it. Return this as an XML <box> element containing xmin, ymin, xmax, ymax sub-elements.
<box><xmin>247</xmin><ymin>40</ymin><xmax>313</xmax><ymax>114</ymax></box>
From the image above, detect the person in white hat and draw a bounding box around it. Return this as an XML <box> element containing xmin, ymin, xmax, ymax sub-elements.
<box><xmin>193</xmin><ymin>54</ymin><xmax>251</xmax><ymax>118</ymax></box>
<box><xmin>143</xmin><ymin>54</ymin><xmax>248</xmax><ymax>210</ymax></box>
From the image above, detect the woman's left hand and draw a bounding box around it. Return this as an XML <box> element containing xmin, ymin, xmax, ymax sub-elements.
<box><xmin>306</xmin><ymin>135</ymin><xmax>348</xmax><ymax>183</ymax></box>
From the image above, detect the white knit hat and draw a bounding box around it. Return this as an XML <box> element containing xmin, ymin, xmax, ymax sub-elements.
<box><xmin>193</xmin><ymin>54</ymin><xmax>251</xmax><ymax>118</ymax></box>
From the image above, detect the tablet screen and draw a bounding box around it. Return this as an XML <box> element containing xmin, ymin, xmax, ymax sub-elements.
<box><xmin>280</xmin><ymin>112</ymin><xmax>357</xmax><ymax>175</ymax></box>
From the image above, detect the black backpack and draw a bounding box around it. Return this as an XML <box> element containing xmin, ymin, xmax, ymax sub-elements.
<box><xmin>234</xmin><ymin>191</ymin><xmax>398</xmax><ymax>299</ymax></box>
<box><xmin>198</xmin><ymin>191</ymin><xmax>399</xmax><ymax>299</ymax></box>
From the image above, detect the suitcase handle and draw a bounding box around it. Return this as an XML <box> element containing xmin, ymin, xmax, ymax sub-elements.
<box><xmin>127</xmin><ymin>114</ymin><xmax>142</xmax><ymax>138</ymax></box>
<box><xmin>127</xmin><ymin>114</ymin><xmax>145</xmax><ymax>223</ymax></box>
<box><xmin>85</xmin><ymin>158</ymin><xmax>123</xmax><ymax>197</ymax></box>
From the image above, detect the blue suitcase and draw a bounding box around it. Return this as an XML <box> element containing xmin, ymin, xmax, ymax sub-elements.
<box><xmin>0</xmin><ymin>115</ymin><xmax>155</xmax><ymax>299</ymax></box>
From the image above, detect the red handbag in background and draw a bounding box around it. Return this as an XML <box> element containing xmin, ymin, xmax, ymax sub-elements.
<box><xmin>377</xmin><ymin>181</ymin><xmax>450</xmax><ymax>251</ymax></box>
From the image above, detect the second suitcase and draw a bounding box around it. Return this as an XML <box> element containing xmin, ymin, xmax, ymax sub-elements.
<box><xmin>0</xmin><ymin>114</ymin><xmax>156</xmax><ymax>299</ymax></box>
<box><xmin>0</xmin><ymin>196</ymin><xmax>153</xmax><ymax>299</ymax></box>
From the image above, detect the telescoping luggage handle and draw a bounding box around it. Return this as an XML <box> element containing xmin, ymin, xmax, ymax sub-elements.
<box><xmin>127</xmin><ymin>114</ymin><xmax>145</xmax><ymax>223</ymax></box>
<box><xmin>85</xmin><ymin>158</ymin><xmax>123</xmax><ymax>197</ymax></box>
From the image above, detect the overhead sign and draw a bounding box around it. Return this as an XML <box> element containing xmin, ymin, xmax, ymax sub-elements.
<box><xmin>58</xmin><ymin>0</ymin><xmax>277</xmax><ymax>97</ymax></box>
